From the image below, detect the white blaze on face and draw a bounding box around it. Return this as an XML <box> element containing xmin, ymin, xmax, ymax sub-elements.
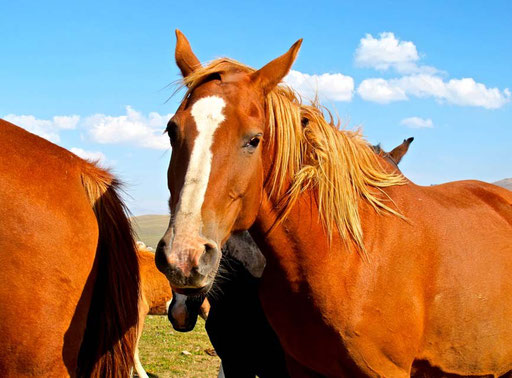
<box><xmin>173</xmin><ymin>96</ymin><xmax>226</xmax><ymax>237</ymax></box>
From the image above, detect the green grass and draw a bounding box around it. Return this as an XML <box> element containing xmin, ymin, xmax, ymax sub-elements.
<box><xmin>138</xmin><ymin>315</ymin><xmax>220</xmax><ymax>377</ymax></box>
<box><xmin>131</xmin><ymin>215</ymin><xmax>170</xmax><ymax>249</ymax></box>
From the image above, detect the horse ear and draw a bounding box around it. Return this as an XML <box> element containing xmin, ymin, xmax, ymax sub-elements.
<box><xmin>251</xmin><ymin>39</ymin><xmax>303</xmax><ymax>94</ymax></box>
<box><xmin>175</xmin><ymin>29</ymin><xmax>201</xmax><ymax>78</ymax></box>
<box><xmin>389</xmin><ymin>137</ymin><xmax>414</xmax><ymax>165</ymax></box>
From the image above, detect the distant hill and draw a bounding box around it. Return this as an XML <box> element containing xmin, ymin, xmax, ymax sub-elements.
<box><xmin>494</xmin><ymin>178</ymin><xmax>512</xmax><ymax>191</ymax></box>
<box><xmin>131</xmin><ymin>214</ymin><xmax>170</xmax><ymax>249</ymax></box>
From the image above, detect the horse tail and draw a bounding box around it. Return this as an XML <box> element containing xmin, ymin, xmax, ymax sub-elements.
<box><xmin>77</xmin><ymin>163</ymin><xmax>140</xmax><ymax>377</ymax></box>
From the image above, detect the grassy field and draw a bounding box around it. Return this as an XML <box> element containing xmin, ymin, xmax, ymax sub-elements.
<box><xmin>138</xmin><ymin>316</ymin><xmax>220</xmax><ymax>377</ymax></box>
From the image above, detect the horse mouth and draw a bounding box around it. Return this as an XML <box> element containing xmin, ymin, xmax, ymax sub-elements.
<box><xmin>172</xmin><ymin>284</ymin><xmax>211</xmax><ymax>296</ymax></box>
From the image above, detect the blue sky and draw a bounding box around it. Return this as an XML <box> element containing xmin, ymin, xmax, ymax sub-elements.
<box><xmin>1</xmin><ymin>0</ymin><xmax>511</xmax><ymax>214</ymax></box>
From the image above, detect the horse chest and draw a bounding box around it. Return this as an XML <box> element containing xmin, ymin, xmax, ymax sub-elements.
<box><xmin>258</xmin><ymin>261</ymin><xmax>370</xmax><ymax>376</ymax></box>
<box><xmin>259</xmin><ymin>247</ymin><xmax>429</xmax><ymax>377</ymax></box>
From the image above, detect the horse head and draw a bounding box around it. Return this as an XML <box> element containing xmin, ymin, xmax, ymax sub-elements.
<box><xmin>155</xmin><ymin>30</ymin><xmax>301</xmax><ymax>294</ymax></box>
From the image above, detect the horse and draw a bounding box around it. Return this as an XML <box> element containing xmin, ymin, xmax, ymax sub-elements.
<box><xmin>155</xmin><ymin>30</ymin><xmax>512</xmax><ymax>377</ymax></box>
<box><xmin>167</xmin><ymin>140</ymin><xmax>414</xmax><ymax>378</ymax></box>
<box><xmin>169</xmin><ymin>231</ymin><xmax>288</xmax><ymax>378</ymax></box>
<box><xmin>134</xmin><ymin>243</ymin><xmax>210</xmax><ymax>378</ymax></box>
<box><xmin>0</xmin><ymin>119</ymin><xmax>140</xmax><ymax>377</ymax></box>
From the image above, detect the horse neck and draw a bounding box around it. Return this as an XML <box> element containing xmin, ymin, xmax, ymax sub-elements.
<box><xmin>252</xmin><ymin>150</ymin><xmax>402</xmax><ymax>288</ymax></box>
<box><xmin>253</xmin><ymin>190</ymin><xmax>351</xmax><ymax>289</ymax></box>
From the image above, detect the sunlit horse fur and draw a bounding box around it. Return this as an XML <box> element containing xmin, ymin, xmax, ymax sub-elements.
<box><xmin>156</xmin><ymin>30</ymin><xmax>512</xmax><ymax>377</ymax></box>
<box><xmin>0</xmin><ymin>119</ymin><xmax>140</xmax><ymax>377</ymax></box>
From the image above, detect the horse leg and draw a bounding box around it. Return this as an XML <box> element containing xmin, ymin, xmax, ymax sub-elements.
<box><xmin>133</xmin><ymin>327</ymin><xmax>148</xmax><ymax>378</ymax></box>
<box><xmin>133</xmin><ymin>295</ymin><xmax>150</xmax><ymax>378</ymax></box>
<box><xmin>133</xmin><ymin>344</ymin><xmax>148</xmax><ymax>378</ymax></box>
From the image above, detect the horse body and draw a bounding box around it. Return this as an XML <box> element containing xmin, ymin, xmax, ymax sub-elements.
<box><xmin>254</xmin><ymin>178</ymin><xmax>512</xmax><ymax>376</ymax></box>
<box><xmin>0</xmin><ymin>119</ymin><xmax>139</xmax><ymax>376</ymax></box>
<box><xmin>0</xmin><ymin>123</ymin><xmax>96</xmax><ymax>376</ymax></box>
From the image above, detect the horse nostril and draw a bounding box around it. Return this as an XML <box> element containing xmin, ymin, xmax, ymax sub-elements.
<box><xmin>155</xmin><ymin>240</ymin><xmax>170</xmax><ymax>274</ymax></box>
<box><xmin>156</xmin><ymin>238</ymin><xmax>167</xmax><ymax>251</ymax></box>
<box><xmin>199</xmin><ymin>244</ymin><xmax>216</xmax><ymax>267</ymax></box>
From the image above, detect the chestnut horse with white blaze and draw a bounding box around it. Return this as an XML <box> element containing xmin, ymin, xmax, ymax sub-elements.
<box><xmin>0</xmin><ymin>119</ymin><xmax>140</xmax><ymax>377</ymax></box>
<box><xmin>156</xmin><ymin>31</ymin><xmax>512</xmax><ymax>377</ymax></box>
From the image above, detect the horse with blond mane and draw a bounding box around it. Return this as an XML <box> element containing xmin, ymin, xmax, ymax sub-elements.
<box><xmin>0</xmin><ymin>119</ymin><xmax>139</xmax><ymax>376</ymax></box>
<box><xmin>156</xmin><ymin>31</ymin><xmax>512</xmax><ymax>377</ymax></box>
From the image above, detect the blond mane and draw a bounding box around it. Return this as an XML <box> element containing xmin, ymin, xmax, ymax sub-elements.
<box><xmin>181</xmin><ymin>58</ymin><xmax>406</xmax><ymax>255</ymax></box>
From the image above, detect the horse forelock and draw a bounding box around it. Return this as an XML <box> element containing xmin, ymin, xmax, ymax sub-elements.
<box><xmin>178</xmin><ymin>59</ymin><xmax>406</xmax><ymax>256</ymax></box>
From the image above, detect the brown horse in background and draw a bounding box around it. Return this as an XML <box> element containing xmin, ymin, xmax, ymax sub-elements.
<box><xmin>156</xmin><ymin>31</ymin><xmax>512</xmax><ymax>377</ymax></box>
<box><xmin>0</xmin><ymin>119</ymin><xmax>139</xmax><ymax>377</ymax></box>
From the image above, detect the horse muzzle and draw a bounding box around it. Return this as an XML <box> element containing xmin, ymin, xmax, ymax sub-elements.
<box><xmin>155</xmin><ymin>236</ymin><xmax>220</xmax><ymax>292</ymax></box>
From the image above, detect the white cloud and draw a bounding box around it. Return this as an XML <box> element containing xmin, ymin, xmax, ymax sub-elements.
<box><xmin>443</xmin><ymin>78</ymin><xmax>511</xmax><ymax>108</ymax></box>
<box><xmin>357</xmin><ymin>78</ymin><xmax>407</xmax><ymax>103</ymax></box>
<box><xmin>83</xmin><ymin>106</ymin><xmax>172</xmax><ymax>150</ymax></box>
<box><xmin>284</xmin><ymin>70</ymin><xmax>354</xmax><ymax>102</ymax></box>
<box><xmin>355</xmin><ymin>32</ymin><xmax>437</xmax><ymax>74</ymax></box>
<box><xmin>354</xmin><ymin>32</ymin><xmax>510</xmax><ymax>109</ymax></box>
<box><xmin>400</xmin><ymin>117</ymin><xmax>433</xmax><ymax>129</ymax></box>
<box><xmin>357</xmin><ymin>74</ymin><xmax>511</xmax><ymax>109</ymax></box>
<box><xmin>2</xmin><ymin>114</ymin><xmax>80</xmax><ymax>142</ymax></box>
<box><xmin>70</xmin><ymin>147</ymin><xmax>107</xmax><ymax>163</ymax></box>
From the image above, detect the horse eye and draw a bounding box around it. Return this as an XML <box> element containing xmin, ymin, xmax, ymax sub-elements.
<box><xmin>249</xmin><ymin>137</ymin><xmax>260</xmax><ymax>148</ymax></box>
<box><xmin>167</xmin><ymin>121</ymin><xmax>178</xmax><ymax>145</ymax></box>
<box><xmin>244</xmin><ymin>136</ymin><xmax>261</xmax><ymax>150</ymax></box>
